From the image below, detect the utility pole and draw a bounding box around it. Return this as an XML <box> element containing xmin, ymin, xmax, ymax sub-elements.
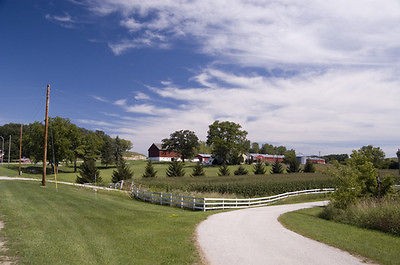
<box><xmin>19</xmin><ymin>124</ymin><xmax>22</xmax><ymax>175</ymax></box>
<box><xmin>8</xmin><ymin>135</ymin><xmax>11</xmax><ymax>164</ymax></box>
<box><xmin>397</xmin><ymin>149</ymin><xmax>400</xmax><ymax>176</ymax></box>
<box><xmin>42</xmin><ymin>84</ymin><xmax>50</xmax><ymax>187</ymax></box>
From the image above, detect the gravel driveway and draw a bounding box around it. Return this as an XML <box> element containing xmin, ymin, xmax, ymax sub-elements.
<box><xmin>196</xmin><ymin>201</ymin><xmax>370</xmax><ymax>265</ymax></box>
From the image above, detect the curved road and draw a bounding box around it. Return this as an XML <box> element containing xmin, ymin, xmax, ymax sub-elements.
<box><xmin>196</xmin><ymin>201</ymin><xmax>369</xmax><ymax>265</ymax></box>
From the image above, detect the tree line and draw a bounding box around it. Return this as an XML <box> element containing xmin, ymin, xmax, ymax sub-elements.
<box><xmin>0</xmin><ymin>117</ymin><xmax>132</xmax><ymax>172</ymax></box>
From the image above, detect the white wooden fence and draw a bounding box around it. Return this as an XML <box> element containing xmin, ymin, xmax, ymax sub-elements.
<box><xmin>131</xmin><ymin>187</ymin><xmax>335</xmax><ymax>211</ymax></box>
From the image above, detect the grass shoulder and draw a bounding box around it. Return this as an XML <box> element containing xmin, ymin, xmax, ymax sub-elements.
<box><xmin>0</xmin><ymin>180</ymin><xmax>212</xmax><ymax>265</ymax></box>
<box><xmin>279</xmin><ymin>207</ymin><xmax>400</xmax><ymax>265</ymax></box>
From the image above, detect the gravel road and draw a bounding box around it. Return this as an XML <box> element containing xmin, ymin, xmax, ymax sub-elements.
<box><xmin>196</xmin><ymin>201</ymin><xmax>370</xmax><ymax>265</ymax></box>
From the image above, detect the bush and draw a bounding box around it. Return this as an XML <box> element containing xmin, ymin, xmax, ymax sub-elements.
<box><xmin>192</xmin><ymin>163</ymin><xmax>205</xmax><ymax>177</ymax></box>
<box><xmin>320</xmin><ymin>196</ymin><xmax>400</xmax><ymax>236</ymax></box>
<box><xmin>234</xmin><ymin>165</ymin><xmax>248</xmax><ymax>175</ymax></box>
<box><xmin>142</xmin><ymin>160</ymin><xmax>157</xmax><ymax>178</ymax></box>
<box><xmin>218</xmin><ymin>164</ymin><xmax>230</xmax><ymax>176</ymax></box>
<box><xmin>166</xmin><ymin>160</ymin><xmax>185</xmax><ymax>177</ymax></box>
<box><xmin>303</xmin><ymin>161</ymin><xmax>316</xmax><ymax>173</ymax></box>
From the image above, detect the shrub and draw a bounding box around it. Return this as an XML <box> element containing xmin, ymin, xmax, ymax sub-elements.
<box><xmin>192</xmin><ymin>163</ymin><xmax>205</xmax><ymax>177</ymax></box>
<box><xmin>303</xmin><ymin>161</ymin><xmax>316</xmax><ymax>173</ymax></box>
<box><xmin>111</xmin><ymin>159</ymin><xmax>133</xmax><ymax>183</ymax></box>
<box><xmin>234</xmin><ymin>165</ymin><xmax>248</xmax><ymax>175</ymax></box>
<box><xmin>218</xmin><ymin>163</ymin><xmax>230</xmax><ymax>176</ymax></box>
<box><xmin>142</xmin><ymin>160</ymin><xmax>157</xmax><ymax>178</ymax></box>
<box><xmin>320</xmin><ymin>196</ymin><xmax>400</xmax><ymax>236</ymax></box>
<box><xmin>166</xmin><ymin>160</ymin><xmax>185</xmax><ymax>177</ymax></box>
<box><xmin>76</xmin><ymin>159</ymin><xmax>101</xmax><ymax>184</ymax></box>
<box><xmin>253</xmin><ymin>161</ymin><xmax>267</xmax><ymax>175</ymax></box>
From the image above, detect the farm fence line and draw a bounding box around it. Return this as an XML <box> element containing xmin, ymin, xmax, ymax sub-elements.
<box><xmin>131</xmin><ymin>187</ymin><xmax>335</xmax><ymax>211</ymax></box>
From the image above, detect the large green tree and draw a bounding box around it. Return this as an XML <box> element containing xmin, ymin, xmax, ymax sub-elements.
<box><xmin>162</xmin><ymin>130</ymin><xmax>199</xmax><ymax>162</ymax></box>
<box><xmin>0</xmin><ymin>123</ymin><xmax>23</xmax><ymax>161</ymax></box>
<box><xmin>353</xmin><ymin>145</ymin><xmax>385</xmax><ymax>169</ymax></box>
<box><xmin>206</xmin><ymin>121</ymin><xmax>249</xmax><ymax>164</ymax></box>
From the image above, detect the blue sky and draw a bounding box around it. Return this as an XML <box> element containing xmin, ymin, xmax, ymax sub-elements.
<box><xmin>1</xmin><ymin>0</ymin><xmax>399</xmax><ymax>157</ymax></box>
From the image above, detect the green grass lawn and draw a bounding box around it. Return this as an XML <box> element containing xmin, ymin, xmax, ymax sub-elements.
<box><xmin>0</xmin><ymin>180</ymin><xmax>212</xmax><ymax>265</ymax></box>
<box><xmin>279</xmin><ymin>207</ymin><xmax>400</xmax><ymax>265</ymax></box>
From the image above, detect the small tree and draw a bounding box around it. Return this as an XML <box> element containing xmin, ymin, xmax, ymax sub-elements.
<box><xmin>142</xmin><ymin>160</ymin><xmax>157</xmax><ymax>178</ymax></box>
<box><xmin>234</xmin><ymin>165</ymin><xmax>248</xmax><ymax>175</ymax></box>
<box><xmin>76</xmin><ymin>158</ymin><xmax>101</xmax><ymax>184</ymax></box>
<box><xmin>111</xmin><ymin>159</ymin><xmax>133</xmax><ymax>183</ymax></box>
<box><xmin>192</xmin><ymin>162</ymin><xmax>205</xmax><ymax>177</ymax></box>
<box><xmin>272</xmin><ymin>160</ymin><xmax>284</xmax><ymax>174</ymax></box>
<box><xmin>304</xmin><ymin>161</ymin><xmax>316</xmax><ymax>173</ymax></box>
<box><xmin>218</xmin><ymin>163</ymin><xmax>230</xmax><ymax>176</ymax></box>
<box><xmin>166</xmin><ymin>160</ymin><xmax>185</xmax><ymax>177</ymax></box>
<box><xmin>253</xmin><ymin>160</ymin><xmax>266</xmax><ymax>175</ymax></box>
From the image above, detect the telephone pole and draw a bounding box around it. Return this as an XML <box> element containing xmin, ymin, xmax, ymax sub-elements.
<box><xmin>19</xmin><ymin>124</ymin><xmax>22</xmax><ymax>175</ymax></box>
<box><xmin>42</xmin><ymin>84</ymin><xmax>50</xmax><ymax>187</ymax></box>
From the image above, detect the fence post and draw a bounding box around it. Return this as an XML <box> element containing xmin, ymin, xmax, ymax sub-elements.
<box><xmin>203</xmin><ymin>198</ymin><xmax>206</xmax><ymax>211</ymax></box>
<box><xmin>160</xmin><ymin>193</ymin><xmax>163</xmax><ymax>205</ymax></box>
<box><xmin>170</xmin><ymin>193</ymin><xmax>173</xmax><ymax>206</ymax></box>
<box><xmin>222</xmin><ymin>199</ymin><xmax>225</xmax><ymax>210</ymax></box>
<box><xmin>180</xmin><ymin>196</ymin><xmax>183</xmax><ymax>209</ymax></box>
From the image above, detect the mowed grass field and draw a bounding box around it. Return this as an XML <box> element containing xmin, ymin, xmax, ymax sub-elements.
<box><xmin>0</xmin><ymin>180</ymin><xmax>212</xmax><ymax>265</ymax></box>
<box><xmin>279</xmin><ymin>207</ymin><xmax>400</xmax><ymax>265</ymax></box>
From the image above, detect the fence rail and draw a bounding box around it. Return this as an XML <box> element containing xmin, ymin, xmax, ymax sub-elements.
<box><xmin>131</xmin><ymin>187</ymin><xmax>335</xmax><ymax>211</ymax></box>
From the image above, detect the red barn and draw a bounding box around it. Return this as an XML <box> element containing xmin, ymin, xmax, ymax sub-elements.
<box><xmin>249</xmin><ymin>154</ymin><xmax>284</xmax><ymax>163</ymax></box>
<box><xmin>148</xmin><ymin>143</ymin><xmax>180</xmax><ymax>162</ymax></box>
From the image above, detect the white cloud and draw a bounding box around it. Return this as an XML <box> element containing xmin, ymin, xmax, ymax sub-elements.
<box><xmin>93</xmin><ymin>67</ymin><xmax>400</xmax><ymax>156</ymax></box>
<box><xmin>134</xmin><ymin>92</ymin><xmax>150</xmax><ymax>100</ymax></box>
<box><xmin>114</xmin><ymin>99</ymin><xmax>127</xmax><ymax>106</ymax></box>
<box><xmin>83</xmin><ymin>0</ymin><xmax>400</xmax><ymax>66</ymax></box>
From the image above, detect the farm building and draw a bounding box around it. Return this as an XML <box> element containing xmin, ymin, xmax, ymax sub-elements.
<box><xmin>296</xmin><ymin>156</ymin><xmax>326</xmax><ymax>165</ymax></box>
<box><xmin>248</xmin><ymin>153</ymin><xmax>285</xmax><ymax>163</ymax></box>
<box><xmin>148</xmin><ymin>143</ymin><xmax>180</xmax><ymax>162</ymax></box>
<box><xmin>196</xmin><ymin>154</ymin><xmax>213</xmax><ymax>164</ymax></box>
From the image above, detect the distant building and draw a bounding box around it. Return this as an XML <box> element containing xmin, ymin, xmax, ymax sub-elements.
<box><xmin>148</xmin><ymin>143</ymin><xmax>180</xmax><ymax>162</ymax></box>
<box><xmin>248</xmin><ymin>153</ymin><xmax>285</xmax><ymax>163</ymax></box>
<box><xmin>297</xmin><ymin>156</ymin><xmax>325</xmax><ymax>165</ymax></box>
<box><xmin>196</xmin><ymin>154</ymin><xmax>213</xmax><ymax>164</ymax></box>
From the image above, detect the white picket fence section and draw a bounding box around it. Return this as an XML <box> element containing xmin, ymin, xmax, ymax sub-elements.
<box><xmin>131</xmin><ymin>187</ymin><xmax>335</xmax><ymax>211</ymax></box>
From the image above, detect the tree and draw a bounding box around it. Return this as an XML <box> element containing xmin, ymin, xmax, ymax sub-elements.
<box><xmin>249</xmin><ymin>142</ymin><xmax>260</xmax><ymax>153</ymax></box>
<box><xmin>76</xmin><ymin>158</ymin><xmax>101</xmax><ymax>184</ymax></box>
<box><xmin>166</xmin><ymin>160</ymin><xmax>185</xmax><ymax>177</ymax></box>
<box><xmin>192</xmin><ymin>162</ymin><xmax>205</xmax><ymax>177</ymax></box>
<box><xmin>100</xmin><ymin>136</ymin><xmax>115</xmax><ymax>168</ymax></box>
<box><xmin>206</xmin><ymin>120</ymin><xmax>249</xmax><ymax>164</ymax></box>
<box><xmin>272</xmin><ymin>160</ymin><xmax>284</xmax><ymax>174</ymax></box>
<box><xmin>23</xmin><ymin>122</ymin><xmax>44</xmax><ymax>163</ymax></box>
<box><xmin>0</xmin><ymin>123</ymin><xmax>24</xmax><ymax>161</ymax></box>
<box><xmin>234</xmin><ymin>165</ymin><xmax>248</xmax><ymax>175</ymax></box>
<box><xmin>196</xmin><ymin>141</ymin><xmax>212</xmax><ymax>154</ymax></box>
<box><xmin>353</xmin><ymin>145</ymin><xmax>386</xmax><ymax>169</ymax></box>
<box><xmin>111</xmin><ymin>159</ymin><xmax>133</xmax><ymax>183</ymax></box>
<box><xmin>142</xmin><ymin>160</ymin><xmax>157</xmax><ymax>178</ymax></box>
<box><xmin>303</xmin><ymin>161</ymin><xmax>316</xmax><ymax>173</ymax></box>
<box><xmin>162</xmin><ymin>130</ymin><xmax>199</xmax><ymax>162</ymax></box>
<box><xmin>253</xmin><ymin>160</ymin><xmax>267</xmax><ymax>175</ymax></box>
<box><xmin>218</xmin><ymin>163</ymin><xmax>230</xmax><ymax>176</ymax></box>
<box><xmin>284</xmin><ymin>151</ymin><xmax>301</xmax><ymax>173</ymax></box>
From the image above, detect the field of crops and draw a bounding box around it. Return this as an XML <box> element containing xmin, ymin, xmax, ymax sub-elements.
<box><xmin>135</xmin><ymin>172</ymin><xmax>336</xmax><ymax>198</ymax></box>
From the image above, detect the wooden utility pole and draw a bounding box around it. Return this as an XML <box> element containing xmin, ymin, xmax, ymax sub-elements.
<box><xmin>18</xmin><ymin>124</ymin><xmax>22</xmax><ymax>175</ymax></box>
<box><xmin>42</xmin><ymin>84</ymin><xmax>50</xmax><ymax>187</ymax></box>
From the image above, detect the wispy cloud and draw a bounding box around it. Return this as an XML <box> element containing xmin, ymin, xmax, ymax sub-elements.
<box><xmin>45</xmin><ymin>13</ymin><xmax>76</xmax><ymax>28</ymax></box>
<box><xmin>92</xmin><ymin>95</ymin><xmax>109</xmax><ymax>102</ymax></box>
<box><xmin>134</xmin><ymin>92</ymin><xmax>150</xmax><ymax>100</ymax></box>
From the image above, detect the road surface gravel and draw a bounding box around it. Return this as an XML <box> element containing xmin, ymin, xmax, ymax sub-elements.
<box><xmin>196</xmin><ymin>201</ymin><xmax>370</xmax><ymax>265</ymax></box>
